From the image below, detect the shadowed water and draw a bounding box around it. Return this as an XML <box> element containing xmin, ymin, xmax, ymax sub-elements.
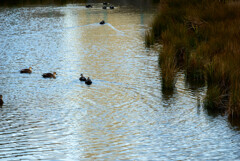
<box><xmin>1</xmin><ymin>2</ymin><xmax>240</xmax><ymax>160</ymax></box>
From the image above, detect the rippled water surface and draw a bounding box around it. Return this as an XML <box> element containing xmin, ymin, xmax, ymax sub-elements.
<box><xmin>1</xmin><ymin>2</ymin><xmax>240</xmax><ymax>160</ymax></box>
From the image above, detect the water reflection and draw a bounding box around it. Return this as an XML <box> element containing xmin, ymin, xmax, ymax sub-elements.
<box><xmin>1</xmin><ymin>2</ymin><xmax>240</xmax><ymax>161</ymax></box>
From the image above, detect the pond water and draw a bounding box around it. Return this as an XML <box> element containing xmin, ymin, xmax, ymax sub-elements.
<box><xmin>0</xmin><ymin>2</ymin><xmax>240</xmax><ymax>160</ymax></box>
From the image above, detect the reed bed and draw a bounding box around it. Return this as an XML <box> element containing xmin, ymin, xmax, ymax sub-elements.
<box><xmin>146</xmin><ymin>0</ymin><xmax>240</xmax><ymax>119</ymax></box>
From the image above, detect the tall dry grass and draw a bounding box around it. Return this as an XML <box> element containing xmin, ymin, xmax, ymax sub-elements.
<box><xmin>146</xmin><ymin>0</ymin><xmax>240</xmax><ymax>119</ymax></box>
<box><xmin>159</xmin><ymin>46</ymin><xmax>177</xmax><ymax>90</ymax></box>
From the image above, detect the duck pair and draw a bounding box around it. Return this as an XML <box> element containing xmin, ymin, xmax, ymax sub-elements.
<box><xmin>20</xmin><ymin>67</ymin><xmax>57</xmax><ymax>78</ymax></box>
<box><xmin>102</xmin><ymin>6</ymin><xmax>114</xmax><ymax>9</ymax></box>
<box><xmin>79</xmin><ymin>74</ymin><xmax>92</xmax><ymax>85</ymax></box>
<box><xmin>102</xmin><ymin>2</ymin><xmax>114</xmax><ymax>9</ymax></box>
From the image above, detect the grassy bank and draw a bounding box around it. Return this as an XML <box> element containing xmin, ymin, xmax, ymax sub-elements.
<box><xmin>146</xmin><ymin>0</ymin><xmax>240</xmax><ymax>119</ymax></box>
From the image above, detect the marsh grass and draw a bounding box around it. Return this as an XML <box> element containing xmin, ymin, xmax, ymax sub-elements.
<box><xmin>229</xmin><ymin>73</ymin><xmax>240</xmax><ymax>119</ymax></box>
<box><xmin>186</xmin><ymin>51</ymin><xmax>205</xmax><ymax>82</ymax></box>
<box><xmin>146</xmin><ymin>0</ymin><xmax>240</xmax><ymax>119</ymax></box>
<box><xmin>204</xmin><ymin>85</ymin><xmax>224</xmax><ymax>110</ymax></box>
<box><xmin>159</xmin><ymin>46</ymin><xmax>177</xmax><ymax>90</ymax></box>
<box><xmin>145</xmin><ymin>30</ymin><xmax>154</xmax><ymax>47</ymax></box>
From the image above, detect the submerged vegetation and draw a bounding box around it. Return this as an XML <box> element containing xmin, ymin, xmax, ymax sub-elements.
<box><xmin>146</xmin><ymin>0</ymin><xmax>240</xmax><ymax>119</ymax></box>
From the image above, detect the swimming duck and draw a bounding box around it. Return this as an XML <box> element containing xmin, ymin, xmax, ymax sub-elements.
<box><xmin>100</xmin><ymin>20</ymin><xmax>105</xmax><ymax>25</ymax></box>
<box><xmin>110</xmin><ymin>5</ymin><xmax>114</xmax><ymax>9</ymax></box>
<box><xmin>20</xmin><ymin>67</ymin><xmax>32</xmax><ymax>74</ymax></box>
<box><xmin>42</xmin><ymin>72</ymin><xmax>57</xmax><ymax>79</ymax></box>
<box><xmin>103</xmin><ymin>2</ymin><xmax>108</xmax><ymax>5</ymax></box>
<box><xmin>85</xmin><ymin>77</ymin><xmax>92</xmax><ymax>85</ymax></box>
<box><xmin>86</xmin><ymin>5</ymin><xmax>92</xmax><ymax>8</ymax></box>
<box><xmin>0</xmin><ymin>95</ymin><xmax>3</xmax><ymax>106</ymax></box>
<box><xmin>79</xmin><ymin>74</ymin><xmax>86</xmax><ymax>81</ymax></box>
<box><xmin>102</xmin><ymin>6</ymin><xmax>107</xmax><ymax>9</ymax></box>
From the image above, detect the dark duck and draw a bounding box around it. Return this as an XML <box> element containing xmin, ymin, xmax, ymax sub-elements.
<box><xmin>42</xmin><ymin>72</ymin><xmax>57</xmax><ymax>79</ymax></box>
<box><xmin>0</xmin><ymin>95</ymin><xmax>3</xmax><ymax>106</ymax></box>
<box><xmin>79</xmin><ymin>74</ymin><xmax>86</xmax><ymax>81</ymax></box>
<box><xmin>86</xmin><ymin>5</ymin><xmax>92</xmax><ymax>8</ymax></box>
<box><xmin>20</xmin><ymin>67</ymin><xmax>32</xmax><ymax>74</ymax></box>
<box><xmin>85</xmin><ymin>77</ymin><xmax>92</xmax><ymax>85</ymax></box>
<box><xmin>100</xmin><ymin>20</ymin><xmax>105</xmax><ymax>25</ymax></box>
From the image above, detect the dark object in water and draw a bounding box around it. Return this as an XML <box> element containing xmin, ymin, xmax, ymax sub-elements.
<box><xmin>102</xmin><ymin>6</ymin><xmax>107</xmax><ymax>9</ymax></box>
<box><xmin>110</xmin><ymin>5</ymin><xmax>114</xmax><ymax>9</ymax></box>
<box><xmin>0</xmin><ymin>95</ymin><xmax>3</xmax><ymax>106</ymax></box>
<box><xmin>79</xmin><ymin>74</ymin><xmax>86</xmax><ymax>81</ymax></box>
<box><xmin>20</xmin><ymin>67</ymin><xmax>32</xmax><ymax>74</ymax></box>
<box><xmin>103</xmin><ymin>2</ymin><xmax>108</xmax><ymax>5</ymax></box>
<box><xmin>42</xmin><ymin>72</ymin><xmax>57</xmax><ymax>78</ymax></box>
<box><xmin>85</xmin><ymin>77</ymin><xmax>92</xmax><ymax>85</ymax></box>
<box><xmin>100</xmin><ymin>20</ymin><xmax>105</xmax><ymax>25</ymax></box>
<box><xmin>86</xmin><ymin>5</ymin><xmax>92</xmax><ymax>8</ymax></box>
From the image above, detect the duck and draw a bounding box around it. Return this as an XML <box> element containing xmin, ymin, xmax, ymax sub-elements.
<box><xmin>110</xmin><ymin>5</ymin><xmax>114</xmax><ymax>9</ymax></box>
<box><xmin>79</xmin><ymin>74</ymin><xmax>86</xmax><ymax>81</ymax></box>
<box><xmin>100</xmin><ymin>20</ymin><xmax>105</xmax><ymax>25</ymax></box>
<box><xmin>102</xmin><ymin>6</ymin><xmax>107</xmax><ymax>9</ymax></box>
<box><xmin>0</xmin><ymin>95</ymin><xmax>3</xmax><ymax>106</ymax></box>
<box><xmin>20</xmin><ymin>67</ymin><xmax>32</xmax><ymax>74</ymax></box>
<box><xmin>103</xmin><ymin>2</ymin><xmax>108</xmax><ymax>5</ymax></box>
<box><xmin>86</xmin><ymin>5</ymin><xmax>92</xmax><ymax>8</ymax></box>
<box><xmin>85</xmin><ymin>77</ymin><xmax>92</xmax><ymax>85</ymax></box>
<box><xmin>42</xmin><ymin>72</ymin><xmax>57</xmax><ymax>79</ymax></box>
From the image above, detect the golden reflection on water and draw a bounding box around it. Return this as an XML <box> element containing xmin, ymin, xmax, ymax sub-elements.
<box><xmin>62</xmin><ymin>5</ymin><xmax>151</xmax><ymax>81</ymax></box>
<box><xmin>60</xmin><ymin>5</ymin><xmax>151</xmax><ymax>159</ymax></box>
